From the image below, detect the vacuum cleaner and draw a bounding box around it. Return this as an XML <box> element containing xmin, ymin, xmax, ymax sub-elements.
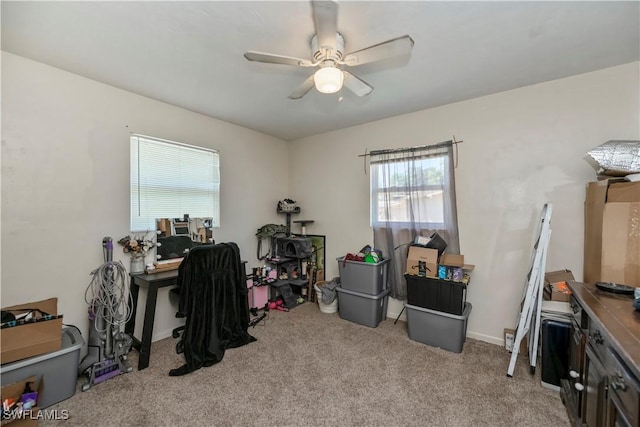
<box><xmin>78</xmin><ymin>237</ymin><xmax>133</xmax><ymax>391</ymax></box>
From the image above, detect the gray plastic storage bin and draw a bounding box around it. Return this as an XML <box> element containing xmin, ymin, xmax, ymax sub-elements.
<box><xmin>335</xmin><ymin>286</ymin><xmax>390</xmax><ymax>328</ymax></box>
<box><xmin>405</xmin><ymin>302</ymin><xmax>472</xmax><ymax>353</ymax></box>
<box><xmin>336</xmin><ymin>257</ymin><xmax>389</xmax><ymax>295</ymax></box>
<box><xmin>0</xmin><ymin>327</ymin><xmax>84</xmax><ymax>408</ymax></box>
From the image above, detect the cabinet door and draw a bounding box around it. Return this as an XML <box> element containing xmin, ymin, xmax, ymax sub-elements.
<box><xmin>607</xmin><ymin>394</ymin><xmax>634</xmax><ymax>427</ymax></box>
<box><xmin>583</xmin><ymin>345</ymin><xmax>608</xmax><ymax>427</ymax></box>
<box><xmin>606</xmin><ymin>348</ymin><xmax>640</xmax><ymax>427</ymax></box>
<box><xmin>567</xmin><ymin>322</ymin><xmax>585</xmax><ymax>417</ymax></box>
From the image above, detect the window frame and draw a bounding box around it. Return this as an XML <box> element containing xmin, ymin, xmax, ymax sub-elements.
<box><xmin>129</xmin><ymin>134</ymin><xmax>220</xmax><ymax>232</ymax></box>
<box><xmin>370</xmin><ymin>152</ymin><xmax>448</xmax><ymax>229</ymax></box>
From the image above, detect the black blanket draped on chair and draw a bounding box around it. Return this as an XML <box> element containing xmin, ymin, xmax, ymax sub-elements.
<box><xmin>169</xmin><ymin>242</ymin><xmax>256</xmax><ymax>376</ymax></box>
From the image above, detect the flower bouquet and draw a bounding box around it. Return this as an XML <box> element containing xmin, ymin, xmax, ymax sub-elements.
<box><xmin>119</xmin><ymin>233</ymin><xmax>155</xmax><ymax>274</ymax></box>
<box><xmin>118</xmin><ymin>233</ymin><xmax>155</xmax><ymax>258</ymax></box>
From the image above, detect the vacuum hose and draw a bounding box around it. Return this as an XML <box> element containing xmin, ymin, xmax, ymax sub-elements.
<box><xmin>85</xmin><ymin>237</ymin><xmax>131</xmax><ymax>358</ymax></box>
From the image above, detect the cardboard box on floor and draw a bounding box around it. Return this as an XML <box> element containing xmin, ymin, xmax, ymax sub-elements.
<box><xmin>406</xmin><ymin>246</ymin><xmax>438</xmax><ymax>277</ymax></box>
<box><xmin>0</xmin><ymin>298</ymin><xmax>62</xmax><ymax>365</ymax></box>
<box><xmin>544</xmin><ymin>270</ymin><xmax>574</xmax><ymax>302</ymax></box>
<box><xmin>504</xmin><ymin>328</ymin><xmax>527</xmax><ymax>355</ymax></box>
<box><xmin>584</xmin><ymin>179</ymin><xmax>640</xmax><ymax>287</ymax></box>
<box><xmin>0</xmin><ymin>376</ymin><xmax>42</xmax><ymax>427</ymax></box>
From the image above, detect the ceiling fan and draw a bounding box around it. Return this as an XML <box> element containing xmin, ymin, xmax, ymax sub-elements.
<box><xmin>244</xmin><ymin>1</ymin><xmax>414</xmax><ymax>100</ymax></box>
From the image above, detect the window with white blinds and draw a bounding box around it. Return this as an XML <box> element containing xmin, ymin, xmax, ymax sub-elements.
<box><xmin>130</xmin><ymin>134</ymin><xmax>220</xmax><ymax>232</ymax></box>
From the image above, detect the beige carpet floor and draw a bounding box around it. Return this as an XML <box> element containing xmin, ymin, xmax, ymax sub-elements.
<box><xmin>42</xmin><ymin>302</ymin><xmax>570</xmax><ymax>426</ymax></box>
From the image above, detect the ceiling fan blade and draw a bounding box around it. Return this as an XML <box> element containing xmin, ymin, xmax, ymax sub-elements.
<box><xmin>244</xmin><ymin>51</ymin><xmax>313</xmax><ymax>67</ymax></box>
<box><xmin>288</xmin><ymin>74</ymin><xmax>316</xmax><ymax>100</ymax></box>
<box><xmin>343</xmin><ymin>71</ymin><xmax>373</xmax><ymax>97</ymax></box>
<box><xmin>342</xmin><ymin>35</ymin><xmax>414</xmax><ymax>67</ymax></box>
<box><xmin>312</xmin><ymin>1</ymin><xmax>338</xmax><ymax>53</ymax></box>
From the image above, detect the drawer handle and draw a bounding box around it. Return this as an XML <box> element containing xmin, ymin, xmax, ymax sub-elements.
<box><xmin>574</xmin><ymin>383</ymin><xmax>584</xmax><ymax>392</ymax></box>
<box><xmin>569</xmin><ymin>370</ymin><xmax>580</xmax><ymax>379</ymax></box>
<box><xmin>590</xmin><ymin>330</ymin><xmax>604</xmax><ymax>345</ymax></box>
<box><xmin>610</xmin><ymin>374</ymin><xmax>627</xmax><ymax>391</ymax></box>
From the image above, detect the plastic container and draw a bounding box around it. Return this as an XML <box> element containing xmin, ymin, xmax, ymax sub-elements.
<box><xmin>404</xmin><ymin>302</ymin><xmax>472</xmax><ymax>353</ymax></box>
<box><xmin>337</xmin><ymin>257</ymin><xmax>389</xmax><ymax>295</ymax></box>
<box><xmin>247</xmin><ymin>278</ymin><xmax>269</xmax><ymax>310</ymax></box>
<box><xmin>405</xmin><ymin>274</ymin><xmax>467</xmax><ymax>315</ymax></box>
<box><xmin>0</xmin><ymin>327</ymin><xmax>84</xmax><ymax>408</ymax></box>
<box><xmin>541</xmin><ymin>319</ymin><xmax>570</xmax><ymax>390</ymax></box>
<box><xmin>335</xmin><ymin>286</ymin><xmax>390</xmax><ymax>328</ymax></box>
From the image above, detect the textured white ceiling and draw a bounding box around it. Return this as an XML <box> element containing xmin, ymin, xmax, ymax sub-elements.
<box><xmin>2</xmin><ymin>1</ymin><xmax>639</xmax><ymax>141</ymax></box>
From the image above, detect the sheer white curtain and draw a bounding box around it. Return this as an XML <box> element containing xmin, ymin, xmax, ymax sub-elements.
<box><xmin>370</xmin><ymin>142</ymin><xmax>459</xmax><ymax>299</ymax></box>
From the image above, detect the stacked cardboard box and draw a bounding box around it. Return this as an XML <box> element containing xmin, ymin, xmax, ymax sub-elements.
<box><xmin>543</xmin><ymin>270</ymin><xmax>575</xmax><ymax>302</ymax></box>
<box><xmin>406</xmin><ymin>246</ymin><xmax>474</xmax><ymax>278</ymax></box>
<box><xmin>1</xmin><ymin>298</ymin><xmax>62</xmax><ymax>365</ymax></box>
<box><xmin>584</xmin><ymin>179</ymin><xmax>640</xmax><ymax>287</ymax></box>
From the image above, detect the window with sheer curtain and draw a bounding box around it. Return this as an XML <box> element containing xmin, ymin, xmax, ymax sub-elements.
<box><xmin>370</xmin><ymin>141</ymin><xmax>459</xmax><ymax>299</ymax></box>
<box><xmin>130</xmin><ymin>134</ymin><xmax>220</xmax><ymax>232</ymax></box>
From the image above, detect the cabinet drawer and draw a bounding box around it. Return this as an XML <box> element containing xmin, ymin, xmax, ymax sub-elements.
<box><xmin>608</xmin><ymin>348</ymin><xmax>640</xmax><ymax>427</ymax></box>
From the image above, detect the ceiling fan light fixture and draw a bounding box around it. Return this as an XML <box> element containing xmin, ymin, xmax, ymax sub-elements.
<box><xmin>314</xmin><ymin>66</ymin><xmax>344</xmax><ymax>94</ymax></box>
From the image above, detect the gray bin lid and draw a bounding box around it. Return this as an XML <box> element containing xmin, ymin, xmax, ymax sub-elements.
<box><xmin>335</xmin><ymin>286</ymin><xmax>391</xmax><ymax>299</ymax></box>
<box><xmin>404</xmin><ymin>302</ymin><xmax>473</xmax><ymax>319</ymax></box>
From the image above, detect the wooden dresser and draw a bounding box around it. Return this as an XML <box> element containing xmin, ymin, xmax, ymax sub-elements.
<box><xmin>562</xmin><ymin>281</ymin><xmax>640</xmax><ymax>427</ymax></box>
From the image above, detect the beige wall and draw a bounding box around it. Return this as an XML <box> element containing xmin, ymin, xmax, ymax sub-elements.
<box><xmin>289</xmin><ymin>62</ymin><xmax>640</xmax><ymax>345</ymax></box>
<box><xmin>1</xmin><ymin>52</ymin><xmax>290</xmax><ymax>341</ymax></box>
<box><xmin>2</xmin><ymin>52</ymin><xmax>638</xmax><ymax>348</ymax></box>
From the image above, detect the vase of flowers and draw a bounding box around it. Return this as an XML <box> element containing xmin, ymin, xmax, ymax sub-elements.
<box><xmin>118</xmin><ymin>233</ymin><xmax>155</xmax><ymax>274</ymax></box>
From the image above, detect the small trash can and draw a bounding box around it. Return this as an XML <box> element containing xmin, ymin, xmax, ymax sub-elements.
<box><xmin>314</xmin><ymin>281</ymin><xmax>338</xmax><ymax>314</ymax></box>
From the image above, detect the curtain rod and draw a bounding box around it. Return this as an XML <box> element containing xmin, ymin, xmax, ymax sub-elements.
<box><xmin>358</xmin><ymin>136</ymin><xmax>462</xmax><ymax>174</ymax></box>
<box><xmin>357</xmin><ymin>136</ymin><xmax>462</xmax><ymax>158</ymax></box>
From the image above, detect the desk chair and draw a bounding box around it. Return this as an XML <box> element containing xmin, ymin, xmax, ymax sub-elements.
<box><xmin>171</xmin><ymin>288</ymin><xmax>186</xmax><ymax>354</ymax></box>
<box><xmin>169</xmin><ymin>242</ymin><xmax>255</xmax><ymax>376</ymax></box>
<box><xmin>156</xmin><ymin>235</ymin><xmax>204</xmax><ymax>345</ymax></box>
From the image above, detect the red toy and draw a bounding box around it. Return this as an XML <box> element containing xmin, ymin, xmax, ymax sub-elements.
<box><xmin>267</xmin><ymin>299</ymin><xmax>288</xmax><ymax>312</ymax></box>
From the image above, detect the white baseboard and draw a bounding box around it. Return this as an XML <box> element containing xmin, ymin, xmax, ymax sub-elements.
<box><xmin>466</xmin><ymin>331</ymin><xmax>503</xmax><ymax>346</ymax></box>
<box><xmin>153</xmin><ymin>327</ymin><xmax>176</xmax><ymax>343</ymax></box>
<box><xmin>386</xmin><ymin>309</ymin><xmax>406</xmax><ymax>323</ymax></box>
<box><xmin>156</xmin><ymin>312</ymin><xmax>504</xmax><ymax>347</ymax></box>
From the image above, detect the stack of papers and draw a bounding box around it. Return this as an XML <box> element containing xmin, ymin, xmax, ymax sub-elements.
<box><xmin>541</xmin><ymin>300</ymin><xmax>572</xmax><ymax>323</ymax></box>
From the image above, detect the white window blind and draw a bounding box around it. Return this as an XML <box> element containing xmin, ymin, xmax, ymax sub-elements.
<box><xmin>130</xmin><ymin>134</ymin><xmax>220</xmax><ymax>232</ymax></box>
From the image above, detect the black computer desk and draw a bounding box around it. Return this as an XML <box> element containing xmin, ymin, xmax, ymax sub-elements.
<box><xmin>125</xmin><ymin>270</ymin><xmax>179</xmax><ymax>371</ymax></box>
